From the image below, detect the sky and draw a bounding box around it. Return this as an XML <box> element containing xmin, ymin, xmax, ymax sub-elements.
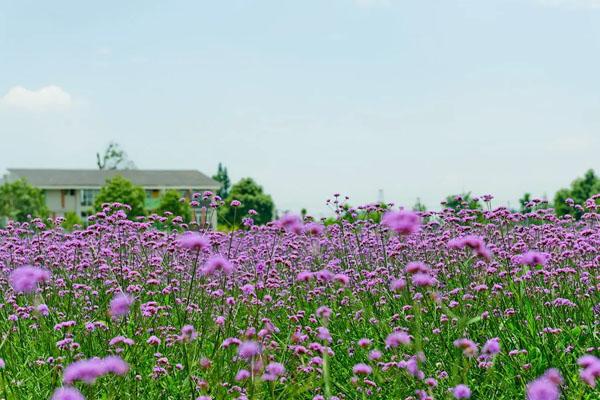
<box><xmin>1</xmin><ymin>0</ymin><xmax>599</xmax><ymax>216</ymax></box>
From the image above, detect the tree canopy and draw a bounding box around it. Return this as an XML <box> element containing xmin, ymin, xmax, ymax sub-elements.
<box><xmin>156</xmin><ymin>189</ymin><xmax>193</xmax><ymax>223</ymax></box>
<box><xmin>219</xmin><ymin>178</ymin><xmax>274</xmax><ymax>226</ymax></box>
<box><xmin>0</xmin><ymin>179</ymin><xmax>49</xmax><ymax>222</ymax></box>
<box><xmin>212</xmin><ymin>162</ymin><xmax>230</xmax><ymax>199</ymax></box>
<box><xmin>96</xmin><ymin>142</ymin><xmax>136</xmax><ymax>170</ymax></box>
<box><xmin>554</xmin><ymin>169</ymin><xmax>600</xmax><ymax>219</ymax></box>
<box><xmin>94</xmin><ymin>175</ymin><xmax>146</xmax><ymax>219</ymax></box>
<box><xmin>442</xmin><ymin>192</ymin><xmax>482</xmax><ymax>211</ymax></box>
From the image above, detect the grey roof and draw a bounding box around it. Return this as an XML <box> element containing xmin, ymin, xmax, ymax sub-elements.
<box><xmin>6</xmin><ymin>169</ymin><xmax>221</xmax><ymax>189</ymax></box>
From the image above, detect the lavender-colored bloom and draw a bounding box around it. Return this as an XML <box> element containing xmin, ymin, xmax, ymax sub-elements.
<box><xmin>9</xmin><ymin>265</ymin><xmax>51</xmax><ymax>293</ymax></box>
<box><xmin>109</xmin><ymin>293</ymin><xmax>133</xmax><ymax>317</ymax></box>
<box><xmin>51</xmin><ymin>387</ymin><xmax>85</xmax><ymax>400</ymax></box>
<box><xmin>0</xmin><ymin>358</ymin><xmax>4</xmax><ymax>369</ymax></box>
<box><xmin>304</xmin><ymin>222</ymin><xmax>324</xmax><ymax>236</ymax></box>
<box><xmin>235</xmin><ymin>369</ymin><xmax>251</xmax><ymax>381</ymax></box>
<box><xmin>578</xmin><ymin>355</ymin><xmax>600</xmax><ymax>387</ymax></box>
<box><xmin>527</xmin><ymin>370</ymin><xmax>562</xmax><ymax>400</ymax></box>
<box><xmin>382</xmin><ymin>210</ymin><xmax>421</xmax><ymax>235</ymax></box>
<box><xmin>203</xmin><ymin>255</ymin><xmax>234</xmax><ymax>276</ymax></box>
<box><xmin>180</xmin><ymin>325</ymin><xmax>198</xmax><ymax>342</ymax></box>
<box><xmin>385</xmin><ymin>331</ymin><xmax>411</xmax><ymax>348</ymax></box>
<box><xmin>277</xmin><ymin>213</ymin><xmax>303</xmax><ymax>234</ymax></box>
<box><xmin>453</xmin><ymin>338</ymin><xmax>478</xmax><ymax>357</ymax></box>
<box><xmin>63</xmin><ymin>358</ymin><xmax>106</xmax><ymax>384</ymax></box>
<box><xmin>238</xmin><ymin>341</ymin><xmax>261</xmax><ymax>359</ymax></box>
<box><xmin>352</xmin><ymin>363</ymin><xmax>372</xmax><ymax>375</ymax></box>
<box><xmin>482</xmin><ymin>337</ymin><xmax>500</xmax><ymax>355</ymax></box>
<box><xmin>101</xmin><ymin>356</ymin><xmax>129</xmax><ymax>375</ymax></box>
<box><xmin>265</xmin><ymin>362</ymin><xmax>286</xmax><ymax>376</ymax></box>
<box><xmin>519</xmin><ymin>251</ymin><xmax>549</xmax><ymax>267</ymax></box>
<box><xmin>412</xmin><ymin>272</ymin><xmax>436</xmax><ymax>287</ymax></box>
<box><xmin>452</xmin><ymin>384</ymin><xmax>471</xmax><ymax>399</ymax></box>
<box><xmin>177</xmin><ymin>232</ymin><xmax>210</xmax><ymax>251</ymax></box>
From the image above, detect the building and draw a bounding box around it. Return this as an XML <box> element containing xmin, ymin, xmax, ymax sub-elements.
<box><xmin>3</xmin><ymin>169</ymin><xmax>221</xmax><ymax>226</ymax></box>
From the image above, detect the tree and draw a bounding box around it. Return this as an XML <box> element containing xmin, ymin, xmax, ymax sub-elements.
<box><xmin>519</xmin><ymin>193</ymin><xmax>532</xmax><ymax>214</ymax></box>
<box><xmin>94</xmin><ymin>175</ymin><xmax>146</xmax><ymax>219</ymax></box>
<box><xmin>412</xmin><ymin>198</ymin><xmax>427</xmax><ymax>212</ymax></box>
<box><xmin>96</xmin><ymin>142</ymin><xmax>136</xmax><ymax>170</ymax></box>
<box><xmin>0</xmin><ymin>179</ymin><xmax>49</xmax><ymax>222</ymax></box>
<box><xmin>156</xmin><ymin>189</ymin><xmax>193</xmax><ymax>223</ymax></box>
<box><xmin>442</xmin><ymin>192</ymin><xmax>482</xmax><ymax>211</ymax></box>
<box><xmin>62</xmin><ymin>211</ymin><xmax>83</xmax><ymax>231</ymax></box>
<box><xmin>212</xmin><ymin>162</ymin><xmax>230</xmax><ymax>199</ymax></box>
<box><xmin>554</xmin><ymin>169</ymin><xmax>600</xmax><ymax>219</ymax></box>
<box><xmin>219</xmin><ymin>178</ymin><xmax>274</xmax><ymax>226</ymax></box>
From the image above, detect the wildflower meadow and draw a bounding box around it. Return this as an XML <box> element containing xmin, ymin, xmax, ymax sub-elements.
<box><xmin>0</xmin><ymin>194</ymin><xmax>599</xmax><ymax>400</ymax></box>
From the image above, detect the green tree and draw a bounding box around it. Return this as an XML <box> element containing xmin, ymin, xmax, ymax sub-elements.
<box><xmin>0</xmin><ymin>178</ymin><xmax>49</xmax><ymax>222</ymax></box>
<box><xmin>442</xmin><ymin>192</ymin><xmax>482</xmax><ymax>211</ymax></box>
<box><xmin>412</xmin><ymin>198</ymin><xmax>427</xmax><ymax>212</ymax></box>
<box><xmin>212</xmin><ymin>162</ymin><xmax>230</xmax><ymax>199</ymax></box>
<box><xmin>219</xmin><ymin>178</ymin><xmax>274</xmax><ymax>226</ymax></box>
<box><xmin>96</xmin><ymin>142</ymin><xmax>136</xmax><ymax>170</ymax></box>
<box><xmin>156</xmin><ymin>189</ymin><xmax>193</xmax><ymax>223</ymax></box>
<box><xmin>519</xmin><ymin>192</ymin><xmax>532</xmax><ymax>214</ymax></box>
<box><xmin>554</xmin><ymin>169</ymin><xmax>600</xmax><ymax>219</ymax></box>
<box><xmin>62</xmin><ymin>211</ymin><xmax>83</xmax><ymax>231</ymax></box>
<box><xmin>94</xmin><ymin>175</ymin><xmax>146</xmax><ymax>219</ymax></box>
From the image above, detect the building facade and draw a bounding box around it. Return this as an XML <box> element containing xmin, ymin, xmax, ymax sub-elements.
<box><xmin>3</xmin><ymin>169</ymin><xmax>221</xmax><ymax>227</ymax></box>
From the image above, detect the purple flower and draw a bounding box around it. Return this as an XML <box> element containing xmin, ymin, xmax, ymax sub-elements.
<box><xmin>203</xmin><ymin>255</ymin><xmax>234</xmax><ymax>276</ymax></box>
<box><xmin>412</xmin><ymin>272</ymin><xmax>436</xmax><ymax>287</ymax></box>
<box><xmin>101</xmin><ymin>356</ymin><xmax>129</xmax><ymax>375</ymax></box>
<box><xmin>265</xmin><ymin>362</ymin><xmax>286</xmax><ymax>377</ymax></box>
<box><xmin>63</xmin><ymin>358</ymin><xmax>106</xmax><ymax>384</ymax></box>
<box><xmin>527</xmin><ymin>370</ymin><xmax>562</xmax><ymax>400</ymax></box>
<box><xmin>109</xmin><ymin>293</ymin><xmax>133</xmax><ymax>317</ymax></box>
<box><xmin>452</xmin><ymin>384</ymin><xmax>471</xmax><ymax>399</ymax></box>
<box><xmin>453</xmin><ymin>338</ymin><xmax>478</xmax><ymax>357</ymax></box>
<box><xmin>520</xmin><ymin>251</ymin><xmax>549</xmax><ymax>267</ymax></box>
<box><xmin>9</xmin><ymin>265</ymin><xmax>51</xmax><ymax>293</ymax></box>
<box><xmin>482</xmin><ymin>337</ymin><xmax>500</xmax><ymax>356</ymax></box>
<box><xmin>51</xmin><ymin>387</ymin><xmax>85</xmax><ymax>400</ymax></box>
<box><xmin>385</xmin><ymin>331</ymin><xmax>411</xmax><ymax>348</ymax></box>
<box><xmin>277</xmin><ymin>214</ymin><xmax>304</xmax><ymax>234</ymax></box>
<box><xmin>235</xmin><ymin>369</ymin><xmax>251</xmax><ymax>381</ymax></box>
<box><xmin>578</xmin><ymin>355</ymin><xmax>600</xmax><ymax>387</ymax></box>
<box><xmin>238</xmin><ymin>341</ymin><xmax>261</xmax><ymax>359</ymax></box>
<box><xmin>177</xmin><ymin>232</ymin><xmax>210</xmax><ymax>252</ymax></box>
<box><xmin>352</xmin><ymin>363</ymin><xmax>372</xmax><ymax>375</ymax></box>
<box><xmin>0</xmin><ymin>358</ymin><xmax>4</xmax><ymax>369</ymax></box>
<box><xmin>382</xmin><ymin>210</ymin><xmax>421</xmax><ymax>235</ymax></box>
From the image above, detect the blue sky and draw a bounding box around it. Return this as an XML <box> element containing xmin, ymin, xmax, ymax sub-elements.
<box><xmin>1</xmin><ymin>0</ymin><xmax>599</xmax><ymax>215</ymax></box>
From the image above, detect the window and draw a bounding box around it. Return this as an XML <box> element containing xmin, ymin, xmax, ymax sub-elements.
<box><xmin>81</xmin><ymin>190</ymin><xmax>98</xmax><ymax>207</ymax></box>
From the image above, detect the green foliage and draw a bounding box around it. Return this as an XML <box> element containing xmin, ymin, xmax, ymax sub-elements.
<box><xmin>554</xmin><ymin>169</ymin><xmax>600</xmax><ymax>219</ymax></box>
<box><xmin>0</xmin><ymin>178</ymin><xmax>49</xmax><ymax>222</ymax></box>
<box><xmin>62</xmin><ymin>211</ymin><xmax>83</xmax><ymax>231</ymax></box>
<box><xmin>212</xmin><ymin>162</ymin><xmax>230</xmax><ymax>199</ymax></box>
<box><xmin>94</xmin><ymin>175</ymin><xmax>146</xmax><ymax>219</ymax></box>
<box><xmin>156</xmin><ymin>189</ymin><xmax>193</xmax><ymax>223</ymax></box>
<box><xmin>412</xmin><ymin>198</ymin><xmax>427</xmax><ymax>212</ymax></box>
<box><xmin>96</xmin><ymin>141</ymin><xmax>136</xmax><ymax>170</ymax></box>
<box><xmin>219</xmin><ymin>178</ymin><xmax>274</xmax><ymax>226</ymax></box>
<box><xmin>443</xmin><ymin>192</ymin><xmax>482</xmax><ymax>211</ymax></box>
<box><xmin>519</xmin><ymin>193</ymin><xmax>533</xmax><ymax>213</ymax></box>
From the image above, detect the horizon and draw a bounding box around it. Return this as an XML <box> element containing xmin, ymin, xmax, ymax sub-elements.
<box><xmin>1</xmin><ymin>1</ymin><xmax>599</xmax><ymax>216</ymax></box>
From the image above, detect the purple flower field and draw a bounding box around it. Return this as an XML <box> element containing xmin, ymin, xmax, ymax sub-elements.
<box><xmin>0</xmin><ymin>195</ymin><xmax>599</xmax><ymax>399</ymax></box>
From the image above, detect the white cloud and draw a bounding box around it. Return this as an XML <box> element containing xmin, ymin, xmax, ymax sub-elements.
<box><xmin>0</xmin><ymin>85</ymin><xmax>72</xmax><ymax>111</ymax></box>
<box><xmin>536</xmin><ymin>0</ymin><xmax>600</xmax><ymax>8</ymax></box>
